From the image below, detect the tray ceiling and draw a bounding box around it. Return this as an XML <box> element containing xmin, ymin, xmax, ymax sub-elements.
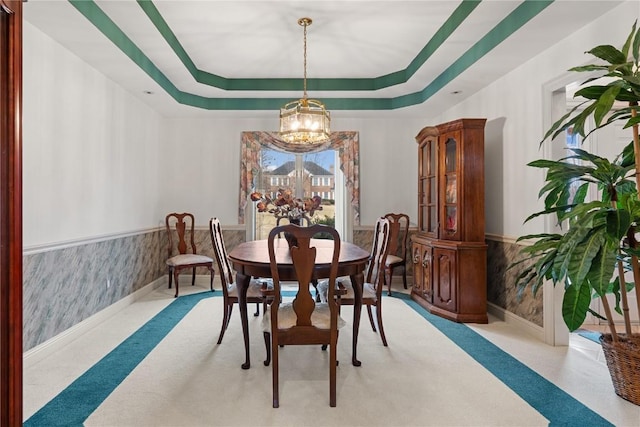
<box><xmin>23</xmin><ymin>0</ymin><xmax>622</xmax><ymax>118</ymax></box>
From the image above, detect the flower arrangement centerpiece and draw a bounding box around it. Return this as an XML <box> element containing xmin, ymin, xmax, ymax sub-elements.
<box><xmin>250</xmin><ymin>188</ymin><xmax>322</xmax><ymax>224</ymax></box>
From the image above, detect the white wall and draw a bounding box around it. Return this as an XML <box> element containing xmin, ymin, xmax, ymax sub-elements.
<box><xmin>160</xmin><ymin>117</ymin><xmax>273</xmax><ymax>225</ymax></box>
<box><xmin>336</xmin><ymin>117</ymin><xmax>424</xmax><ymax>225</ymax></box>
<box><xmin>23</xmin><ymin>22</ymin><xmax>165</xmax><ymax>248</ymax></box>
<box><xmin>439</xmin><ymin>1</ymin><xmax>640</xmax><ymax>239</ymax></box>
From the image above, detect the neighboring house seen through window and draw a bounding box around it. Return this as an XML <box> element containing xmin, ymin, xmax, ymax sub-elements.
<box><xmin>239</xmin><ymin>131</ymin><xmax>361</xmax><ymax>241</ymax></box>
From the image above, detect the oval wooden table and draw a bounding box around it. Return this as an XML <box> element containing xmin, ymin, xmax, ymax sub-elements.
<box><xmin>228</xmin><ymin>238</ymin><xmax>370</xmax><ymax>369</ymax></box>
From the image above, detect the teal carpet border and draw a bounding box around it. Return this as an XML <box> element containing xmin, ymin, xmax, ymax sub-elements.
<box><xmin>395</xmin><ymin>293</ymin><xmax>612</xmax><ymax>427</ymax></box>
<box><xmin>25</xmin><ymin>291</ymin><xmax>613</xmax><ymax>426</ymax></box>
<box><xmin>24</xmin><ymin>291</ymin><xmax>216</xmax><ymax>427</ymax></box>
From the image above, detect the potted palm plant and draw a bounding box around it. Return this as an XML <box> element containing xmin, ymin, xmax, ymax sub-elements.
<box><xmin>512</xmin><ymin>20</ymin><xmax>640</xmax><ymax>405</ymax></box>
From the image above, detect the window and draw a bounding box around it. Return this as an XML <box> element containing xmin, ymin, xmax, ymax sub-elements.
<box><xmin>239</xmin><ymin>131</ymin><xmax>360</xmax><ymax>242</ymax></box>
<box><xmin>253</xmin><ymin>149</ymin><xmax>337</xmax><ymax>240</ymax></box>
<box><xmin>565</xmin><ymin>126</ymin><xmax>583</xmax><ymax>204</ymax></box>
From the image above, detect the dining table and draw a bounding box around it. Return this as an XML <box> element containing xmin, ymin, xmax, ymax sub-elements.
<box><xmin>228</xmin><ymin>237</ymin><xmax>371</xmax><ymax>369</ymax></box>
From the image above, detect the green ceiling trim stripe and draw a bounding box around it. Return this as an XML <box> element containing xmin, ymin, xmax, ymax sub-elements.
<box><xmin>402</xmin><ymin>1</ymin><xmax>480</xmax><ymax>82</ymax></box>
<box><xmin>136</xmin><ymin>0</ymin><xmax>202</xmax><ymax>83</ymax></box>
<box><xmin>184</xmin><ymin>96</ymin><xmax>392</xmax><ymax>111</ymax></box>
<box><xmin>137</xmin><ymin>0</ymin><xmax>481</xmax><ymax>91</ymax></box>
<box><xmin>390</xmin><ymin>0</ymin><xmax>554</xmax><ymax>109</ymax></box>
<box><xmin>67</xmin><ymin>0</ymin><xmax>552</xmax><ymax>111</ymax></box>
<box><xmin>68</xmin><ymin>0</ymin><xmax>182</xmax><ymax>100</ymax></box>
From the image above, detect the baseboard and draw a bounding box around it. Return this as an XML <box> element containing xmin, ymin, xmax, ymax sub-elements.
<box><xmin>23</xmin><ymin>276</ymin><xmax>167</xmax><ymax>368</ymax></box>
<box><xmin>487</xmin><ymin>302</ymin><xmax>545</xmax><ymax>342</ymax></box>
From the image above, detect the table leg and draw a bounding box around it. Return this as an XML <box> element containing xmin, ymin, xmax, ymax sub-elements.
<box><xmin>236</xmin><ymin>272</ymin><xmax>251</xmax><ymax>369</ymax></box>
<box><xmin>350</xmin><ymin>271</ymin><xmax>364</xmax><ymax>367</ymax></box>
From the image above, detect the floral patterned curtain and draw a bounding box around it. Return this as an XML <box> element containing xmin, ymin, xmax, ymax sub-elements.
<box><xmin>239</xmin><ymin>131</ymin><xmax>360</xmax><ymax>225</ymax></box>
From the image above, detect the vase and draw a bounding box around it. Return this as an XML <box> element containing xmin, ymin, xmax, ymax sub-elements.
<box><xmin>284</xmin><ymin>218</ymin><xmax>301</xmax><ymax>248</ymax></box>
<box><xmin>289</xmin><ymin>218</ymin><xmax>301</xmax><ymax>226</ymax></box>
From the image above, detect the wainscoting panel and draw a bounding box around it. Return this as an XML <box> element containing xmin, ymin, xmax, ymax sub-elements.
<box><xmin>23</xmin><ymin>224</ymin><xmax>425</xmax><ymax>352</ymax></box>
<box><xmin>23</xmin><ymin>230</ymin><xmax>165</xmax><ymax>351</ymax></box>
<box><xmin>486</xmin><ymin>237</ymin><xmax>543</xmax><ymax>327</ymax></box>
<box><xmin>23</xmin><ymin>226</ymin><xmax>253</xmax><ymax>352</ymax></box>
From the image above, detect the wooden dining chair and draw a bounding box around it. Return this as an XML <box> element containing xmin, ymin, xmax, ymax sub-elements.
<box><xmin>383</xmin><ymin>213</ymin><xmax>410</xmax><ymax>296</ymax></box>
<box><xmin>165</xmin><ymin>212</ymin><xmax>214</xmax><ymax>298</ymax></box>
<box><xmin>209</xmin><ymin>218</ymin><xmax>270</xmax><ymax>344</ymax></box>
<box><xmin>318</xmin><ymin>216</ymin><xmax>391</xmax><ymax>346</ymax></box>
<box><xmin>262</xmin><ymin>223</ymin><xmax>344</xmax><ymax>408</ymax></box>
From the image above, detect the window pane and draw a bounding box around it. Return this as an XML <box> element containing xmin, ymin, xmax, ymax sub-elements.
<box><xmin>566</xmin><ymin>126</ymin><xmax>582</xmax><ymax>203</ymax></box>
<box><xmin>303</xmin><ymin>151</ymin><xmax>336</xmax><ymax>230</ymax></box>
<box><xmin>253</xmin><ymin>148</ymin><xmax>338</xmax><ymax>240</ymax></box>
<box><xmin>255</xmin><ymin>150</ymin><xmax>296</xmax><ymax>240</ymax></box>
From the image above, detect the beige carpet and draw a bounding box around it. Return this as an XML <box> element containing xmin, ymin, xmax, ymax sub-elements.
<box><xmin>24</xmin><ymin>280</ymin><xmax>639</xmax><ymax>426</ymax></box>
<box><xmin>89</xmin><ymin>288</ymin><xmax>546</xmax><ymax>426</ymax></box>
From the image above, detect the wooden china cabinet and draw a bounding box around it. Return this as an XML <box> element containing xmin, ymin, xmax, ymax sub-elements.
<box><xmin>411</xmin><ymin>118</ymin><xmax>488</xmax><ymax>323</ymax></box>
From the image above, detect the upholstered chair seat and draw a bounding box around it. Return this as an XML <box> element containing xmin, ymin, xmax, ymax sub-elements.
<box><xmin>317</xmin><ymin>279</ymin><xmax>377</xmax><ymax>304</ymax></box>
<box><xmin>262</xmin><ymin>302</ymin><xmax>346</xmax><ymax>331</ymax></box>
<box><xmin>166</xmin><ymin>254</ymin><xmax>215</xmax><ymax>268</ymax></box>
<box><xmin>385</xmin><ymin>254</ymin><xmax>403</xmax><ymax>266</ymax></box>
<box><xmin>227</xmin><ymin>279</ymin><xmax>270</xmax><ymax>300</ymax></box>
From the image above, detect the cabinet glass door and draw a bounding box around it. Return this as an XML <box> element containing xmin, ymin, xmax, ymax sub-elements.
<box><xmin>441</xmin><ymin>136</ymin><xmax>460</xmax><ymax>239</ymax></box>
<box><xmin>419</xmin><ymin>137</ymin><xmax>438</xmax><ymax>237</ymax></box>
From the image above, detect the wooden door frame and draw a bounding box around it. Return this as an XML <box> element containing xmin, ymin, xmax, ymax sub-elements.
<box><xmin>0</xmin><ymin>0</ymin><xmax>23</xmax><ymax>425</ymax></box>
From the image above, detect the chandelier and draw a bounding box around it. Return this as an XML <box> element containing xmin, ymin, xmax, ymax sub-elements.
<box><xmin>278</xmin><ymin>17</ymin><xmax>331</xmax><ymax>152</ymax></box>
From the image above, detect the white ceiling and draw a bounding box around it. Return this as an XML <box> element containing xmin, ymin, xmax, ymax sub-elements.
<box><xmin>23</xmin><ymin>0</ymin><xmax>622</xmax><ymax>119</ymax></box>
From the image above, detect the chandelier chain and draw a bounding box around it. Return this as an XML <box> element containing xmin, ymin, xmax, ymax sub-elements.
<box><xmin>302</xmin><ymin>20</ymin><xmax>308</xmax><ymax>99</ymax></box>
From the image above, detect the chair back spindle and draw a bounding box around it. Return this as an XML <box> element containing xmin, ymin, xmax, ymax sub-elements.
<box><xmin>366</xmin><ymin>217</ymin><xmax>391</xmax><ymax>291</ymax></box>
<box><xmin>166</xmin><ymin>212</ymin><xmax>198</xmax><ymax>257</ymax></box>
<box><xmin>210</xmin><ymin>218</ymin><xmax>234</xmax><ymax>287</ymax></box>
